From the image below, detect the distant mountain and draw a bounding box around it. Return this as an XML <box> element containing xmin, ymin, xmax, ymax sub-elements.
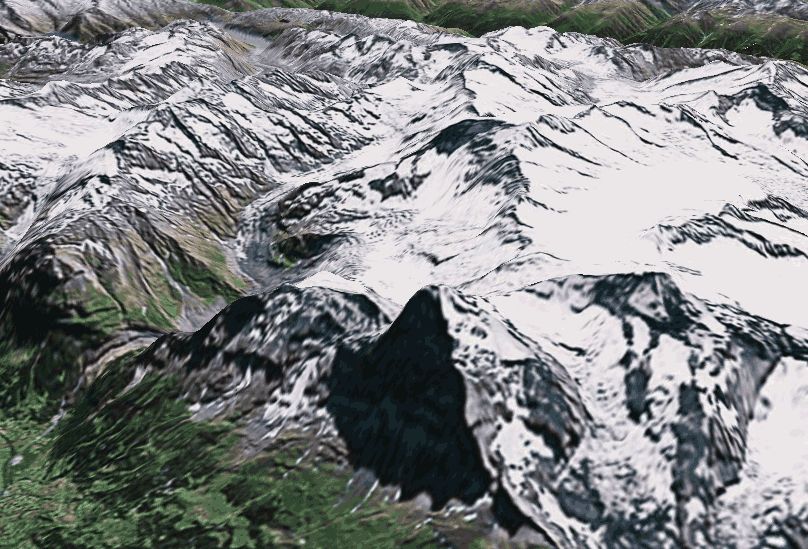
<box><xmin>2</xmin><ymin>0</ymin><xmax>807</xmax><ymax>62</ymax></box>
<box><xmin>192</xmin><ymin>0</ymin><xmax>808</xmax><ymax>63</ymax></box>
<box><xmin>1</xmin><ymin>1</ymin><xmax>807</xmax><ymax>547</ymax></box>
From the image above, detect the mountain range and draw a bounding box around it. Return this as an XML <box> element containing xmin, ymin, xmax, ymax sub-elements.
<box><xmin>1</xmin><ymin>0</ymin><xmax>807</xmax><ymax>547</ymax></box>
<box><xmin>194</xmin><ymin>0</ymin><xmax>808</xmax><ymax>62</ymax></box>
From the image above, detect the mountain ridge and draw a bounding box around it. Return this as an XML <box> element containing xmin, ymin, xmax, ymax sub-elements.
<box><xmin>193</xmin><ymin>0</ymin><xmax>808</xmax><ymax>62</ymax></box>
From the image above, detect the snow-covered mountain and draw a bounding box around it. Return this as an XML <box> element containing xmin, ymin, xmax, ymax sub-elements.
<box><xmin>1</xmin><ymin>1</ymin><xmax>807</xmax><ymax>547</ymax></box>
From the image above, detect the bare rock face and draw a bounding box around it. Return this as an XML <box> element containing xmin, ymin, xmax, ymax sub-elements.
<box><xmin>1</xmin><ymin>1</ymin><xmax>807</xmax><ymax>547</ymax></box>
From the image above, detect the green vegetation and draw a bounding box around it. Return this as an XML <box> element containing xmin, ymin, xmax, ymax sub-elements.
<box><xmin>197</xmin><ymin>0</ymin><xmax>311</xmax><ymax>10</ymax></box>
<box><xmin>62</xmin><ymin>283</ymin><xmax>127</xmax><ymax>335</ymax></box>
<box><xmin>74</xmin><ymin>267</ymin><xmax>178</xmax><ymax>333</ymax></box>
<box><xmin>167</xmin><ymin>252</ymin><xmax>243</xmax><ymax>305</ymax></box>
<box><xmin>0</xmin><ymin>343</ymin><xmax>45</xmax><ymax>416</ymax></box>
<box><xmin>634</xmin><ymin>12</ymin><xmax>808</xmax><ymax>63</ymax></box>
<box><xmin>0</xmin><ymin>228</ymin><xmax>250</xmax><ymax>424</ymax></box>
<box><xmin>196</xmin><ymin>0</ymin><xmax>808</xmax><ymax>63</ymax></box>
<box><xmin>267</xmin><ymin>229</ymin><xmax>303</xmax><ymax>268</ymax></box>
<box><xmin>0</xmin><ymin>278</ymin><xmax>119</xmax><ymax>419</ymax></box>
<box><xmin>0</xmin><ymin>354</ymin><xmax>442</xmax><ymax>548</ymax></box>
<box><xmin>0</xmin><ymin>336</ymin><xmax>90</xmax><ymax>420</ymax></box>
<box><xmin>319</xmin><ymin>0</ymin><xmax>425</xmax><ymax>21</ymax></box>
<box><xmin>83</xmin><ymin>231</ymin><xmax>247</xmax><ymax>332</ymax></box>
<box><xmin>163</xmin><ymin>232</ymin><xmax>247</xmax><ymax>307</ymax></box>
<box><xmin>549</xmin><ymin>0</ymin><xmax>665</xmax><ymax>42</ymax></box>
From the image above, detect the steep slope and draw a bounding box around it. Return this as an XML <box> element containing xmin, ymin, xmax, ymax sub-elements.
<box><xmin>0</xmin><ymin>2</ymin><xmax>807</xmax><ymax>547</ymax></box>
<box><xmin>633</xmin><ymin>11</ymin><xmax>808</xmax><ymax>62</ymax></box>
<box><xmin>59</xmin><ymin>272</ymin><xmax>808</xmax><ymax>547</ymax></box>
<box><xmin>0</xmin><ymin>0</ymin><xmax>230</xmax><ymax>39</ymax></box>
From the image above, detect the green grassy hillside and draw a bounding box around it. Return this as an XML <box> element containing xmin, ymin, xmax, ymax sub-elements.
<box><xmin>0</xmin><ymin>354</ymin><xmax>449</xmax><ymax>548</ymax></box>
<box><xmin>548</xmin><ymin>0</ymin><xmax>666</xmax><ymax>42</ymax></box>
<box><xmin>635</xmin><ymin>11</ymin><xmax>808</xmax><ymax>63</ymax></box>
